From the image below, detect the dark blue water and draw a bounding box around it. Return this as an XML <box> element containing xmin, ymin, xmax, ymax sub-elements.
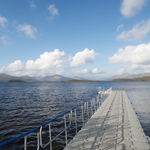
<box><xmin>0</xmin><ymin>81</ymin><xmax>150</xmax><ymax>149</ymax></box>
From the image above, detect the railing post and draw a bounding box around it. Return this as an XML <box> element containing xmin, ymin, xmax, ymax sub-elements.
<box><xmin>64</xmin><ymin>115</ymin><xmax>67</xmax><ymax>146</ymax></box>
<box><xmin>100</xmin><ymin>94</ymin><xmax>101</xmax><ymax>105</ymax></box>
<box><xmin>49</xmin><ymin>123</ymin><xmax>52</xmax><ymax>150</ymax></box>
<box><xmin>91</xmin><ymin>100</ymin><xmax>93</xmax><ymax>115</ymax></box>
<box><xmin>69</xmin><ymin>110</ymin><xmax>72</xmax><ymax>124</ymax></box>
<box><xmin>24</xmin><ymin>136</ymin><xmax>27</xmax><ymax>150</ymax></box>
<box><xmin>37</xmin><ymin>132</ymin><xmax>40</xmax><ymax>150</ymax></box>
<box><xmin>99</xmin><ymin>95</ymin><xmax>101</xmax><ymax>106</ymax></box>
<box><xmin>84</xmin><ymin>102</ymin><xmax>86</xmax><ymax>112</ymax></box>
<box><xmin>94</xmin><ymin>98</ymin><xmax>96</xmax><ymax>113</ymax></box>
<box><xmin>81</xmin><ymin>105</ymin><xmax>84</xmax><ymax>126</ymax></box>
<box><xmin>74</xmin><ymin>109</ymin><xmax>77</xmax><ymax>134</ymax></box>
<box><xmin>40</xmin><ymin>126</ymin><xmax>43</xmax><ymax>148</ymax></box>
<box><xmin>99</xmin><ymin>97</ymin><xmax>100</xmax><ymax>107</ymax></box>
<box><xmin>96</xmin><ymin>97</ymin><xmax>98</xmax><ymax>110</ymax></box>
<box><xmin>97</xmin><ymin>95</ymin><xmax>99</xmax><ymax>108</ymax></box>
<box><xmin>87</xmin><ymin>102</ymin><xmax>89</xmax><ymax>120</ymax></box>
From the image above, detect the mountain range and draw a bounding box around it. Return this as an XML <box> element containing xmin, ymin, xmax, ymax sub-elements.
<box><xmin>33</xmin><ymin>74</ymin><xmax>72</xmax><ymax>82</ymax></box>
<box><xmin>107</xmin><ymin>73</ymin><xmax>150</xmax><ymax>80</ymax></box>
<box><xmin>0</xmin><ymin>73</ymin><xmax>83</xmax><ymax>82</ymax></box>
<box><xmin>0</xmin><ymin>73</ymin><xmax>38</xmax><ymax>82</ymax></box>
<box><xmin>1</xmin><ymin>73</ymin><xmax>150</xmax><ymax>82</ymax></box>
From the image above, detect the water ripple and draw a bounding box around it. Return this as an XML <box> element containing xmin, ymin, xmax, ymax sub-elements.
<box><xmin>0</xmin><ymin>81</ymin><xmax>150</xmax><ymax>150</ymax></box>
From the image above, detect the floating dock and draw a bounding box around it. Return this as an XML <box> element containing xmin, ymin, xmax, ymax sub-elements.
<box><xmin>64</xmin><ymin>91</ymin><xmax>150</xmax><ymax>150</ymax></box>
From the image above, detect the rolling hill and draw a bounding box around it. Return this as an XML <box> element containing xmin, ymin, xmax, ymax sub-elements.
<box><xmin>0</xmin><ymin>74</ymin><xmax>73</xmax><ymax>82</ymax></box>
<box><xmin>108</xmin><ymin>73</ymin><xmax>150</xmax><ymax>80</ymax></box>
<box><xmin>39</xmin><ymin>74</ymin><xmax>72</xmax><ymax>82</ymax></box>
<box><xmin>0</xmin><ymin>73</ymin><xmax>38</xmax><ymax>82</ymax></box>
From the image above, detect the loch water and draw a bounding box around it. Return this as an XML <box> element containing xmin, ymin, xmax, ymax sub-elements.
<box><xmin>0</xmin><ymin>81</ymin><xmax>150</xmax><ymax>149</ymax></box>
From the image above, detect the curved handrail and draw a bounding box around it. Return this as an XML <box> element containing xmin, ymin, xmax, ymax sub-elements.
<box><xmin>0</xmin><ymin>128</ymin><xmax>37</xmax><ymax>147</ymax></box>
<box><xmin>42</xmin><ymin>110</ymin><xmax>70</xmax><ymax>127</ymax></box>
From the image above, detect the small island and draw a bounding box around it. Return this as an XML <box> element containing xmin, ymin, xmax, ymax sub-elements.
<box><xmin>7</xmin><ymin>79</ymin><xmax>26</xmax><ymax>82</ymax></box>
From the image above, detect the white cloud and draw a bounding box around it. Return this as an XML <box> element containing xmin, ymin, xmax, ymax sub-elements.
<box><xmin>116</xmin><ymin>24</ymin><xmax>124</xmax><ymax>32</ymax></box>
<box><xmin>29</xmin><ymin>0</ymin><xmax>36</xmax><ymax>9</ymax></box>
<box><xmin>70</xmin><ymin>48</ymin><xmax>96</xmax><ymax>67</ymax></box>
<box><xmin>116</xmin><ymin>19</ymin><xmax>150</xmax><ymax>41</ymax></box>
<box><xmin>26</xmin><ymin>49</ymin><xmax>67</xmax><ymax>70</ymax></box>
<box><xmin>92</xmin><ymin>68</ymin><xmax>105</xmax><ymax>74</ymax></box>
<box><xmin>48</xmin><ymin>4</ymin><xmax>59</xmax><ymax>16</ymax></box>
<box><xmin>108</xmin><ymin>43</ymin><xmax>150</xmax><ymax>65</ymax></box>
<box><xmin>7</xmin><ymin>60</ymin><xmax>25</xmax><ymax>71</ymax></box>
<box><xmin>0</xmin><ymin>49</ymin><xmax>99</xmax><ymax>77</ymax></box>
<box><xmin>0</xmin><ymin>36</ymin><xmax>12</xmax><ymax>46</ymax></box>
<box><xmin>47</xmin><ymin>4</ymin><xmax>59</xmax><ymax>21</ymax></box>
<box><xmin>0</xmin><ymin>16</ymin><xmax>7</xmax><ymax>27</ymax></box>
<box><xmin>120</xmin><ymin>0</ymin><xmax>147</xmax><ymax>17</ymax></box>
<box><xmin>0</xmin><ymin>49</ymin><xmax>69</xmax><ymax>73</ymax></box>
<box><xmin>118</xmin><ymin>64</ymin><xmax>150</xmax><ymax>75</ymax></box>
<box><xmin>17</xmin><ymin>24</ymin><xmax>37</xmax><ymax>39</ymax></box>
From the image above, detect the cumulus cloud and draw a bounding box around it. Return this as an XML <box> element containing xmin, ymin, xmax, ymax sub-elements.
<box><xmin>0</xmin><ymin>15</ymin><xmax>7</xmax><ymax>27</ymax></box>
<box><xmin>29</xmin><ymin>0</ymin><xmax>36</xmax><ymax>9</ymax></box>
<box><xmin>108</xmin><ymin>43</ymin><xmax>150</xmax><ymax>65</ymax></box>
<box><xmin>0</xmin><ymin>49</ymin><xmax>66</xmax><ymax>73</ymax></box>
<box><xmin>70</xmin><ymin>48</ymin><xmax>95</xmax><ymax>67</ymax></box>
<box><xmin>26</xmin><ymin>49</ymin><xmax>68</xmax><ymax>70</ymax></box>
<box><xmin>0</xmin><ymin>48</ymin><xmax>99</xmax><ymax>77</ymax></box>
<box><xmin>17</xmin><ymin>24</ymin><xmax>37</xmax><ymax>39</ymax></box>
<box><xmin>120</xmin><ymin>0</ymin><xmax>147</xmax><ymax>17</ymax></box>
<box><xmin>0</xmin><ymin>60</ymin><xmax>25</xmax><ymax>75</ymax></box>
<box><xmin>0</xmin><ymin>49</ymin><xmax>67</xmax><ymax>73</ymax></box>
<box><xmin>7</xmin><ymin>60</ymin><xmax>25</xmax><ymax>71</ymax></box>
<box><xmin>116</xmin><ymin>19</ymin><xmax>150</xmax><ymax>41</ymax></box>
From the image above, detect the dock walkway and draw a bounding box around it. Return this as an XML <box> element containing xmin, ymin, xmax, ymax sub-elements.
<box><xmin>64</xmin><ymin>91</ymin><xmax>150</xmax><ymax>150</ymax></box>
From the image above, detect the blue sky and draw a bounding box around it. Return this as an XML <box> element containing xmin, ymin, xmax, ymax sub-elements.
<box><xmin>0</xmin><ymin>0</ymin><xmax>150</xmax><ymax>79</ymax></box>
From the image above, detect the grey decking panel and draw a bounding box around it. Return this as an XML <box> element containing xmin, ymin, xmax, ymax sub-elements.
<box><xmin>64</xmin><ymin>91</ymin><xmax>150</xmax><ymax>150</ymax></box>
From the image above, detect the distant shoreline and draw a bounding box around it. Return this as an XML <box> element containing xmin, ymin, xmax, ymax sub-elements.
<box><xmin>7</xmin><ymin>79</ymin><xmax>26</xmax><ymax>82</ymax></box>
<box><xmin>111</xmin><ymin>76</ymin><xmax>150</xmax><ymax>81</ymax></box>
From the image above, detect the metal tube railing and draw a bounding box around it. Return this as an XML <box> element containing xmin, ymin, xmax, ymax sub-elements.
<box><xmin>40</xmin><ymin>111</ymin><xmax>72</xmax><ymax>149</ymax></box>
<box><xmin>0</xmin><ymin>86</ymin><xmax>112</xmax><ymax>150</ymax></box>
<box><xmin>24</xmin><ymin>136</ymin><xmax>27</xmax><ymax>150</ymax></box>
<box><xmin>74</xmin><ymin>109</ymin><xmax>77</xmax><ymax>134</ymax></box>
<box><xmin>49</xmin><ymin>123</ymin><xmax>52</xmax><ymax>150</ymax></box>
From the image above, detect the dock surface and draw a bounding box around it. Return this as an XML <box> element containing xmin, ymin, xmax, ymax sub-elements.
<box><xmin>64</xmin><ymin>91</ymin><xmax>150</xmax><ymax>150</ymax></box>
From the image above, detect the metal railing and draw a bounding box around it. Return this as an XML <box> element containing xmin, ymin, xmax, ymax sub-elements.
<box><xmin>98</xmin><ymin>86</ymin><xmax>112</xmax><ymax>94</ymax></box>
<box><xmin>0</xmin><ymin>86</ymin><xmax>112</xmax><ymax>150</ymax></box>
